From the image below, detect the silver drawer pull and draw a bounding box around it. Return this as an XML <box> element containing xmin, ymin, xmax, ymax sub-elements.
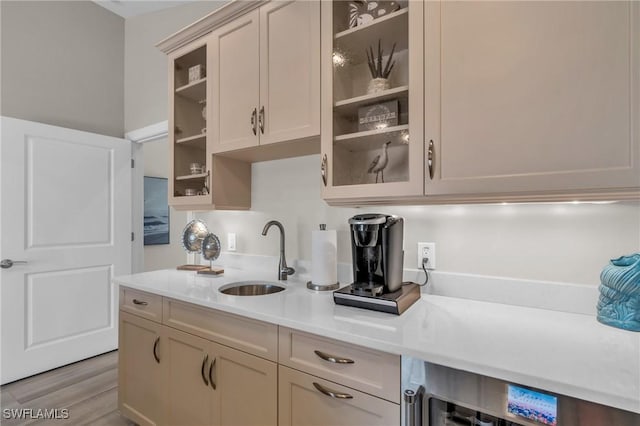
<box><xmin>314</xmin><ymin>350</ymin><xmax>354</xmax><ymax>364</ymax></box>
<box><xmin>132</xmin><ymin>299</ymin><xmax>148</xmax><ymax>306</ymax></box>
<box><xmin>313</xmin><ymin>382</ymin><xmax>353</xmax><ymax>399</ymax></box>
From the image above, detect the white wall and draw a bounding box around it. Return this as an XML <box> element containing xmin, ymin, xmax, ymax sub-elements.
<box><xmin>143</xmin><ymin>138</ymin><xmax>188</xmax><ymax>272</ymax></box>
<box><xmin>197</xmin><ymin>155</ymin><xmax>640</xmax><ymax>286</ymax></box>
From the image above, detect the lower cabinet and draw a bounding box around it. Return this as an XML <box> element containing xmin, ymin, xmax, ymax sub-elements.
<box><xmin>278</xmin><ymin>366</ymin><xmax>400</xmax><ymax>426</ymax></box>
<box><xmin>118</xmin><ymin>312</ymin><xmax>164</xmax><ymax>426</ymax></box>
<box><xmin>119</xmin><ymin>303</ymin><xmax>278</xmax><ymax>426</ymax></box>
<box><xmin>213</xmin><ymin>341</ymin><xmax>277</xmax><ymax>426</ymax></box>
<box><xmin>164</xmin><ymin>326</ymin><xmax>277</xmax><ymax>426</ymax></box>
<box><xmin>119</xmin><ymin>293</ymin><xmax>399</xmax><ymax>426</ymax></box>
<box><xmin>164</xmin><ymin>327</ymin><xmax>214</xmax><ymax>426</ymax></box>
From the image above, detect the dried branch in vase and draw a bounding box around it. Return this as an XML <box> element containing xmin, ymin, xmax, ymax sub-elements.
<box><xmin>366</xmin><ymin>40</ymin><xmax>396</xmax><ymax>79</ymax></box>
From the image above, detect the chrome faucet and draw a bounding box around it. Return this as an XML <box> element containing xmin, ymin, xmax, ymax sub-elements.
<box><xmin>261</xmin><ymin>220</ymin><xmax>295</xmax><ymax>280</ymax></box>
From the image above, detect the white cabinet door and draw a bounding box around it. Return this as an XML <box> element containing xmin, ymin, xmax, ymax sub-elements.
<box><xmin>209</xmin><ymin>10</ymin><xmax>260</xmax><ymax>153</ymax></box>
<box><xmin>118</xmin><ymin>312</ymin><xmax>163</xmax><ymax>426</ymax></box>
<box><xmin>320</xmin><ymin>0</ymin><xmax>425</xmax><ymax>203</ymax></box>
<box><xmin>0</xmin><ymin>117</ymin><xmax>131</xmax><ymax>384</ymax></box>
<box><xmin>163</xmin><ymin>326</ymin><xmax>214</xmax><ymax>426</ymax></box>
<box><xmin>211</xmin><ymin>342</ymin><xmax>277</xmax><ymax>426</ymax></box>
<box><xmin>425</xmin><ymin>1</ymin><xmax>640</xmax><ymax>196</ymax></box>
<box><xmin>259</xmin><ymin>0</ymin><xmax>320</xmax><ymax>145</ymax></box>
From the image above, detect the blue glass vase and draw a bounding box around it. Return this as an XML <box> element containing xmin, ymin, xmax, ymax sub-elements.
<box><xmin>597</xmin><ymin>253</ymin><xmax>640</xmax><ymax>331</ymax></box>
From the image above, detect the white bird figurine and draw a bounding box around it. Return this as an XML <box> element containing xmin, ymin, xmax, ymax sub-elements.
<box><xmin>367</xmin><ymin>141</ymin><xmax>391</xmax><ymax>183</ymax></box>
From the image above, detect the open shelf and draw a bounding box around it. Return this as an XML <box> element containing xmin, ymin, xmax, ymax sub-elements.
<box><xmin>175</xmin><ymin>172</ymin><xmax>208</xmax><ymax>181</ymax></box>
<box><xmin>335</xmin><ymin>124</ymin><xmax>409</xmax><ymax>142</ymax></box>
<box><xmin>334</xmin><ymin>125</ymin><xmax>409</xmax><ymax>152</ymax></box>
<box><xmin>334</xmin><ymin>8</ymin><xmax>408</xmax><ymax>63</ymax></box>
<box><xmin>176</xmin><ymin>78</ymin><xmax>206</xmax><ymax>101</ymax></box>
<box><xmin>174</xmin><ymin>193</ymin><xmax>209</xmax><ymax>199</ymax></box>
<box><xmin>176</xmin><ymin>133</ymin><xmax>206</xmax><ymax>145</ymax></box>
<box><xmin>334</xmin><ymin>85</ymin><xmax>408</xmax><ymax>116</ymax></box>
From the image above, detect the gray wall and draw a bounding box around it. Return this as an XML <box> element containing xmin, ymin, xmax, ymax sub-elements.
<box><xmin>124</xmin><ymin>0</ymin><xmax>228</xmax><ymax>132</ymax></box>
<box><xmin>0</xmin><ymin>1</ymin><xmax>124</xmax><ymax>137</ymax></box>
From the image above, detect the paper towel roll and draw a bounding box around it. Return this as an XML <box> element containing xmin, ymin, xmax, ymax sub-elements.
<box><xmin>311</xmin><ymin>228</ymin><xmax>338</xmax><ymax>286</ymax></box>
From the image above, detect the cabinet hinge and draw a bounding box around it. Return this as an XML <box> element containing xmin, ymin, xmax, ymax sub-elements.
<box><xmin>131</xmin><ymin>232</ymin><xmax>135</xmax><ymax>242</ymax></box>
<box><xmin>131</xmin><ymin>159</ymin><xmax>135</xmax><ymax>168</ymax></box>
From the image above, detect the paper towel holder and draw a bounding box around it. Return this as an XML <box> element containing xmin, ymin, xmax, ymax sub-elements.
<box><xmin>307</xmin><ymin>281</ymin><xmax>340</xmax><ymax>291</ymax></box>
<box><xmin>307</xmin><ymin>224</ymin><xmax>339</xmax><ymax>291</ymax></box>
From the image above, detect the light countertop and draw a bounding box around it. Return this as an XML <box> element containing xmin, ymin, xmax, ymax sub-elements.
<box><xmin>114</xmin><ymin>268</ymin><xmax>640</xmax><ymax>414</ymax></box>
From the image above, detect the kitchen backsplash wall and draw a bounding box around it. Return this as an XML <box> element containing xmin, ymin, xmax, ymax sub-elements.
<box><xmin>197</xmin><ymin>154</ymin><xmax>640</xmax><ymax>286</ymax></box>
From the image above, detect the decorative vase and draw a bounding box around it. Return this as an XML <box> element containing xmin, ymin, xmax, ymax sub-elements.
<box><xmin>367</xmin><ymin>78</ymin><xmax>390</xmax><ymax>94</ymax></box>
<box><xmin>597</xmin><ymin>253</ymin><xmax>640</xmax><ymax>331</ymax></box>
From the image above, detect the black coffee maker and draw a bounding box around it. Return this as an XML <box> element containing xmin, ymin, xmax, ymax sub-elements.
<box><xmin>334</xmin><ymin>213</ymin><xmax>420</xmax><ymax>315</ymax></box>
<box><xmin>348</xmin><ymin>213</ymin><xmax>404</xmax><ymax>296</ymax></box>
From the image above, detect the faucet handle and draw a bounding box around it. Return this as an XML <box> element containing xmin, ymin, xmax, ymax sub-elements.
<box><xmin>283</xmin><ymin>266</ymin><xmax>295</xmax><ymax>276</ymax></box>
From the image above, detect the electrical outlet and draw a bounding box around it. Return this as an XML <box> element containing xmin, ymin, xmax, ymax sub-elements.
<box><xmin>227</xmin><ymin>233</ymin><xmax>237</xmax><ymax>251</ymax></box>
<box><xmin>417</xmin><ymin>242</ymin><xmax>436</xmax><ymax>269</ymax></box>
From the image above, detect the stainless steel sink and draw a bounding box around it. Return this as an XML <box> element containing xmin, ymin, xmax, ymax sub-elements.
<box><xmin>219</xmin><ymin>281</ymin><xmax>285</xmax><ymax>296</ymax></box>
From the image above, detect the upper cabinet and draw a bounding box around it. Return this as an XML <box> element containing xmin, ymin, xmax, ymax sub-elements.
<box><xmin>209</xmin><ymin>1</ymin><xmax>320</xmax><ymax>154</ymax></box>
<box><xmin>168</xmin><ymin>39</ymin><xmax>251</xmax><ymax>211</ymax></box>
<box><xmin>424</xmin><ymin>1</ymin><xmax>640</xmax><ymax>200</ymax></box>
<box><xmin>321</xmin><ymin>1</ymin><xmax>424</xmax><ymax>203</ymax></box>
<box><xmin>161</xmin><ymin>0</ymin><xmax>639</xmax><ymax>208</ymax></box>
<box><xmin>322</xmin><ymin>0</ymin><xmax>639</xmax><ymax>205</ymax></box>
<box><xmin>160</xmin><ymin>0</ymin><xmax>320</xmax><ymax>210</ymax></box>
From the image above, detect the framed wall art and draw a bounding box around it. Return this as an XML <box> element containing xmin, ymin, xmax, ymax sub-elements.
<box><xmin>144</xmin><ymin>176</ymin><xmax>170</xmax><ymax>245</ymax></box>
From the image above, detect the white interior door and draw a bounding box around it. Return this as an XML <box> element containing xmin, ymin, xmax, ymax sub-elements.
<box><xmin>0</xmin><ymin>117</ymin><xmax>131</xmax><ymax>384</ymax></box>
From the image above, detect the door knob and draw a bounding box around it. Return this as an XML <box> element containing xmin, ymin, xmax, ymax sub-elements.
<box><xmin>0</xmin><ymin>259</ymin><xmax>27</xmax><ymax>269</ymax></box>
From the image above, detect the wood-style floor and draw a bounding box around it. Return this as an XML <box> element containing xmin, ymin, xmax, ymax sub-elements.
<box><xmin>0</xmin><ymin>351</ymin><xmax>131</xmax><ymax>425</ymax></box>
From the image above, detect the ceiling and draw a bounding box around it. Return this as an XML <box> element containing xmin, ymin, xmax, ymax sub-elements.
<box><xmin>92</xmin><ymin>0</ymin><xmax>198</xmax><ymax>19</ymax></box>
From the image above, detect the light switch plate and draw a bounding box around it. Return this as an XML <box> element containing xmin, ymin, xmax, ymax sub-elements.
<box><xmin>228</xmin><ymin>233</ymin><xmax>236</xmax><ymax>251</ymax></box>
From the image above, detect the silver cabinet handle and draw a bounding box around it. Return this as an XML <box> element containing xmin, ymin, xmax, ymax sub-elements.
<box><xmin>0</xmin><ymin>259</ymin><xmax>27</xmax><ymax>269</ymax></box>
<box><xmin>321</xmin><ymin>154</ymin><xmax>327</xmax><ymax>186</ymax></box>
<box><xmin>427</xmin><ymin>140</ymin><xmax>435</xmax><ymax>180</ymax></box>
<box><xmin>314</xmin><ymin>350</ymin><xmax>354</xmax><ymax>364</ymax></box>
<box><xmin>313</xmin><ymin>382</ymin><xmax>353</xmax><ymax>399</ymax></box>
<box><xmin>259</xmin><ymin>106</ymin><xmax>265</xmax><ymax>134</ymax></box>
<box><xmin>403</xmin><ymin>386</ymin><xmax>424</xmax><ymax>426</ymax></box>
<box><xmin>201</xmin><ymin>354</ymin><xmax>209</xmax><ymax>386</ymax></box>
<box><xmin>208</xmin><ymin>357</ymin><xmax>216</xmax><ymax>390</ymax></box>
<box><xmin>132</xmin><ymin>299</ymin><xmax>148</xmax><ymax>306</ymax></box>
<box><xmin>153</xmin><ymin>337</ymin><xmax>160</xmax><ymax>364</ymax></box>
<box><xmin>251</xmin><ymin>108</ymin><xmax>257</xmax><ymax>135</ymax></box>
<box><xmin>203</xmin><ymin>170</ymin><xmax>210</xmax><ymax>196</ymax></box>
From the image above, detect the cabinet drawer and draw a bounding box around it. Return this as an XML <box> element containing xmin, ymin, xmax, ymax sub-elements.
<box><xmin>162</xmin><ymin>298</ymin><xmax>278</xmax><ymax>362</ymax></box>
<box><xmin>278</xmin><ymin>327</ymin><xmax>400</xmax><ymax>403</ymax></box>
<box><xmin>278</xmin><ymin>366</ymin><xmax>399</xmax><ymax>426</ymax></box>
<box><xmin>119</xmin><ymin>287</ymin><xmax>162</xmax><ymax>323</ymax></box>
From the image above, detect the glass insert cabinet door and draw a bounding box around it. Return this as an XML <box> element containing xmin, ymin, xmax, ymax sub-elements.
<box><xmin>169</xmin><ymin>40</ymin><xmax>212</xmax><ymax>207</ymax></box>
<box><xmin>321</xmin><ymin>0</ymin><xmax>424</xmax><ymax>202</ymax></box>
